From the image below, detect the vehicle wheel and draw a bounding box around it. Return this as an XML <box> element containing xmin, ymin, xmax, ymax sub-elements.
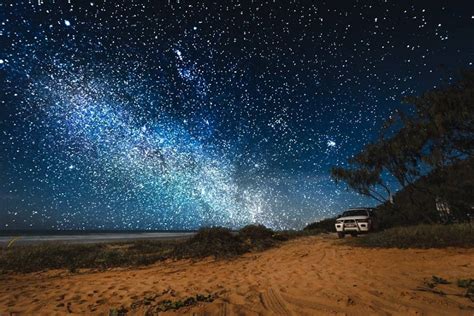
<box><xmin>350</xmin><ymin>232</ymin><xmax>358</xmax><ymax>237</ymax></box>
<box><xmin>337</xmin><ymin>232</ymin><xmax>345</xmax><ymax>239</ymax></box>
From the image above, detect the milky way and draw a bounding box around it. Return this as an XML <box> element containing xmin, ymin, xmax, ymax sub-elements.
<box><xmin>1</xmin><ymin>1</ymin><xmax>473</xmax><ymax>229</ymax></box>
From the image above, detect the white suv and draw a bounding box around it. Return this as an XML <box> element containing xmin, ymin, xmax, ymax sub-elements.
<box><xmin>335</xmin><ymin>208</ymin><xmax>377</xmax><ymax>238</ymax></box>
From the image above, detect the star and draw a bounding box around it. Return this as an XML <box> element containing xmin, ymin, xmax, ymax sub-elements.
<box><xmin>0</xmin><ymin>0</ymin><xmax>472</xmax><ymax>230</ymax></box>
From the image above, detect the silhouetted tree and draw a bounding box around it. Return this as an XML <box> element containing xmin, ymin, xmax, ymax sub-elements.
<box><xmin>331</xmin><ymin>69</ymin><xmax>474</xmax><ymax>221</ymax></box>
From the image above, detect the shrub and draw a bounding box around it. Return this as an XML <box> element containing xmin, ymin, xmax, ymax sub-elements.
<box><xmin>239</xmin><ymin>224</ymin><xmax>274</xmax><ymax>240</ymax></box>
<box><xmin>0</xmin><ymin>243</ymin><xmax>106</xmax><ymax>273</ymax></box>
<box><xmin>238</xmin><ymin>224</ymin><xmax>276</xmax><ymax>250</ymax></box>
<box><xmin>350</xmin><ymin>223</ymin><xmax>474</xmax><ymax>248</ymax></box>
<box><xmin>172</xmin><ymin>227</ymin><xmax>248</xmax><ymax>259</ymax></box>
<box><xmin>0</xmin><ymin>225</ymin><xmax>316</xmax><ymax>273</ymax></box>
<box><xmin>0</xmin><ymin>240</ymin><xmax>176</xmax><ymax>273</ymax></box>
<box><xmin>304</xmin><ymin>217</ymin><xmax>336</xmax><ymax>232</ymax></box>
<box><xmin>273</xmin><ymin>228</ymin><xmax>326</xmax><ymax>241</ymax></box>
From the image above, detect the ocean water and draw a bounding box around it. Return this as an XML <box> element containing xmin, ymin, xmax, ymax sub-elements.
<box><xmin>0</xmin><ymin>231</ymin><xmax>195</xmax><ymax>245</ymax></box>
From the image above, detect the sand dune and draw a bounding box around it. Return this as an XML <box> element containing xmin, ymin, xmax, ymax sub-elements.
<box><xmin>1</xmin><ymin>235</ymin><xmax>473</xmax><ymax>315</ymax></box>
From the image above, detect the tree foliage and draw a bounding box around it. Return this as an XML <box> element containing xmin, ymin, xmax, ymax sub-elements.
<box><xmin>331</xmin><ymin>70</ymin><xmax>474</xmax><ymax>220</ymax></box>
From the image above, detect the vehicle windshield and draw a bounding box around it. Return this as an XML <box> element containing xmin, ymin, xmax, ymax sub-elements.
<box><xmin>342</xmin><ymin>209</ymin><xmax>368</xmax><ymax>217</ymax></box>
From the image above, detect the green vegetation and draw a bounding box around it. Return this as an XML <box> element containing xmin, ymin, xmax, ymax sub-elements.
<box><xmin>108</xmin><ymin>306</ymin><xmax>128</xmax><ymax>316</ymax></box>
<box><xmin>0</xmin><ymin>239</ymin><xmax>177</xmax><ymax>273</ymax></box>
<box><xmin>173</xmin><ymin>227</ymin><xmax>248</xmax><ymax>259</ymax></box>
<box><xmin>306</xmin><ymin>158</ymin><xmax>473</xmax><ymax>232</ymax></box>
<box><xmin>318</xmin><ymin>70</ymin><xmax>474</xmax><ymax>248</ymax></box>
<box><xmin>239</xmin><ymin>224</ymin><xmax>274</xmax><ymax>240</ymax></box>
<box><xmin>307</xmin><ymin>157</ymin><xmax>473</xmax><ymax>230</ymax></box>
<box><xmin>457</xmin><ymin>278</ymin><xmax>474</xmax><ymax>289</ymax></box>
<box><xmin>413</xmin><ymin>276</ymin><xmax>474</xmax><ymax>302</ymax></box>
<box><xmin>331</xmin><ymin>70</ymin><xmax>474</xmax><ymax>224</ymax></box>
<box><xmin>303</xmin><ymin>217</ymin><xmax>336</xmax><ymax>232</ymax></box>
<box><xmin>457</xmin><ymin>278</ymin><xmax>474</xmax><ymax>302</ymax></box>
<box><xmin>1</xmin><ymin>222</ymin><xmax>470</xmax><ymax>274</ymax></box>
<box><xmin>109</xmin><ymin>293</ymin><xmax>215</xmax><ymax>315</ymax></box>
<box><xmin>153</xmin><ymin>294</ymin><xmax>215</xmax><ymax>312</ymax></box>
<box><xmin>1</xmin><ymin>225</ymin><xmax>318</xmax><ymax>273</ymax></box>
<box><xmin>369</xmin><ymin>157</ymin><xmax>474</xmax><ymax>230</ymax></box>
<box><xmin>431</xmin><ymin>275</ymin><xmax>450</xmax><ymax>285</ymax></box>
<box><xmin>238</xmin><ymin>224</ymin><xmax>276</xmax><ymax>250</ymax></box>
<box><xmin>267</xmin><ymin>228</ymin><xmax>328</xmax><ymax>241</ymax></box>
<box><xmin>349</xmin><ymin>224</ymin><xmax>474</xmax><ymax>248</ymax></box>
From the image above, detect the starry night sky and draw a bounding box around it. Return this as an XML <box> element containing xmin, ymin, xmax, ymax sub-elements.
<box><xmin>1</xmin><ymin>1</ymin><xmax>473</xmax><ymax>230</ymax></box>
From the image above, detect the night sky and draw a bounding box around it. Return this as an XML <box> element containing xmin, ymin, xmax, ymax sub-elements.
<box><xmin>1</xmin><ymin>1</ymin><xmax>473</xmax><ymax>230</ymax></box>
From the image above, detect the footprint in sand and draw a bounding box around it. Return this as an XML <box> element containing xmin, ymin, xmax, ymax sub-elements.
<box><xmin>56</xmin><ymin>294</ymin><xmax>65</xmax><ymax>301</ymax></box>
<box><xmin>71</xmin><ymin>295</ymin><xmax>81</xmax><ymax>301</ymax></box>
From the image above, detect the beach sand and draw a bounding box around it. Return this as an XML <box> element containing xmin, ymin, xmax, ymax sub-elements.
<box><xmin>1</xmin><ymin>234</ymin><xmax>473</xmax><ymax>315</ymax></box>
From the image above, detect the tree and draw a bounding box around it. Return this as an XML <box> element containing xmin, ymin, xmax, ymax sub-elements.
<box><xmin>402</xmin><ymin>69</ymin><xmax>474</xmax><ymax>168</ymax></box>
<box><xmin>331</xmin><ymin>70</ymin><xmax>474</xmax><ymax>221</ymax></box>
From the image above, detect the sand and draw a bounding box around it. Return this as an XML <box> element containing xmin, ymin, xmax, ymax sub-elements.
<box><xmin>1</xmin><ymin>235</ymin><xmax>473</xmax><ymax>315</ymax></box>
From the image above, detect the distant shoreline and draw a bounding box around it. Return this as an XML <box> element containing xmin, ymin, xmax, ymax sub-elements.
<box><xmin>0</xmin><ymin>229</ymin><xmax>197</xmax><ymax>236</ymax></box>
<box><xmin>0</xmin><ymin>231</ymin><xmax>195</xmax><ymax>245</ymax></box>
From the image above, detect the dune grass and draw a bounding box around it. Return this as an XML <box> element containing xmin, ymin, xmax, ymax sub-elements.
<box><xmin>350</xmin><ymin>223</ymin><xmax>474</xmax><ymax>248</ymax></box>
<box><xmin>172</xmin><ymin>227</ymin><xmax>249</xmax><ymax>259</ymax></box>
<box><xmin>0</xmin><ymin>225</ymin><xmax>298</xmax><ymax>273</ymax></box>
<box><xmin>0</xmin><ymin>239</ymin><xmax>178</xmax><ymax>273</ymax></box>
<box><xmin>1</xmin><ymin>224</ymin><xmax>470</xmax><ymax>273</ymax></box>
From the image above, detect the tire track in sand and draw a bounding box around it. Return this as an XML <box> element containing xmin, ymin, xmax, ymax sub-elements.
<box><xmin>260</xmin><ymin>287</ymin><xmax>292</xmax><ymax>315</ymax></box>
